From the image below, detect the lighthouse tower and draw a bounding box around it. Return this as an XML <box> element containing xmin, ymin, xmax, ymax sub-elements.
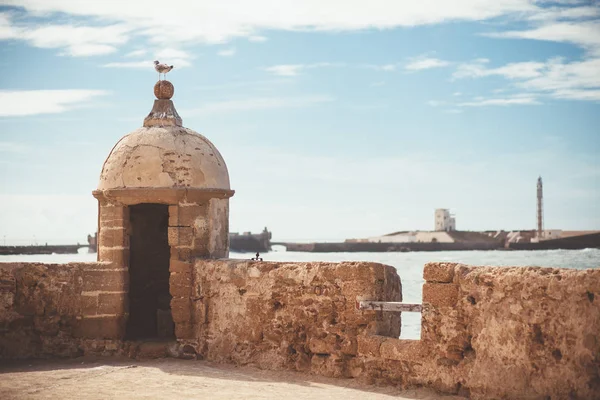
<box><xmin>537</xmin><ymin>176</ymin><xmax>543</xmax><ymax>239</ymax></box>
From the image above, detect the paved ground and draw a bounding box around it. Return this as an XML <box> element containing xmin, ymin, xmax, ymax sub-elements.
<box><xmin>0</xmin><ymin>358</ymin><xmax>465</xmax><ymax>400</ymax></box>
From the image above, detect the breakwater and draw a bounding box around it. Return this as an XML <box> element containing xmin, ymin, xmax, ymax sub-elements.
<box><xmin>0</xmin><ymin>245</ymin><xmax>88</xmax><ymax>255</ymax></box>
<box><xmin>510</xmin><ymin>232</ymin><xmax>600</xmax><ymax>250</ymax></box>
<box><xmin>280</xmin><ymin>242</ymin><xmax>502</xmax><ymax>252</ymax></box>
<box><xmin>280</xmin><ymin>234</ymin><xmax>600</xmax><ymax>252</ymax></box>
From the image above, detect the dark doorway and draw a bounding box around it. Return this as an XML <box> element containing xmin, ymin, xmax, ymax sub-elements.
<box><xmin>126</xmin><ymin>203</ymin><xmax>174</xmax><ymax>340</ymax></box>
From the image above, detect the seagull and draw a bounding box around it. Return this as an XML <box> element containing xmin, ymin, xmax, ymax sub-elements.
<box><xmin>154</xmin><ymin>60</ymin><xmax>174</xmax><ymax>80</ymax></box>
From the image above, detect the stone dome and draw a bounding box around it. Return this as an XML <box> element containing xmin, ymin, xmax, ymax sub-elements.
<box><xmin>98</xmin><ymin>126</ymin><xmax>230</xmax><ymax>190</ymax></box>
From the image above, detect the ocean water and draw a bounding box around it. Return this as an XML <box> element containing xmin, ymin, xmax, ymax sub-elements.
<box><xmin>2</xmin><ymin>248</ymin><xmax>598</xmax><ymax>339</ymax></box>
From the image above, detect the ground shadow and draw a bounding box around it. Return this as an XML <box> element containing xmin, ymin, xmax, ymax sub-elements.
<box><xmin>0</xmin><ymin>357</ymin><xmax>465</xmax><ymax>400</ymax></box>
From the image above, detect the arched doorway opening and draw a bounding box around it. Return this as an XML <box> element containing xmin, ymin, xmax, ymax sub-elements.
<box><xmin>126</xmin><ymin>203</ymin><xmax>174</xmax><ymax>340</ymax></box>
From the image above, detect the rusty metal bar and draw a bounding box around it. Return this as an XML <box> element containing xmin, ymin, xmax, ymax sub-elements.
<box><xmin>357</xmin><ymin>301</ymin><xmax>422</xmax><ymax>313</ymax></box>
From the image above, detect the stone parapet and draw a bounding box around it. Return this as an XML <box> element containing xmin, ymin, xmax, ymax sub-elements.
<box><xmin>1</xmin><ymin>259</ymin><xmax>598</xmax><ymax>400</ymax></box>
<box><xmin>0</xmin><ymin>262</ymin><xmax>130</xmax><ymax>358</ymax></box>
<box><xmin>191</xmin><ymin>260</ymin><xmax>401</xmax><ymax>373</ymax></box>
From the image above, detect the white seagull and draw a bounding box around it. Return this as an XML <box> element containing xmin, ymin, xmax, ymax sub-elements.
<box><xmin>154</xmin><ymin>60</ymin><xmax>174</xmax><ymax>80</ymax></box>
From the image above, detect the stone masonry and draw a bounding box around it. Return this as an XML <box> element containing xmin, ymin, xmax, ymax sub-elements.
<box><xmin>2</xmin><ymin>260</ymin><xmax>598</xmax><ymax>399</ymax></box>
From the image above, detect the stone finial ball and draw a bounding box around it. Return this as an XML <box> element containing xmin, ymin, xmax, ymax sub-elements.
<box><xmin>154</xmin><ymin>80</ymin><xmax>174</xmax><ymax>99</ymax></box>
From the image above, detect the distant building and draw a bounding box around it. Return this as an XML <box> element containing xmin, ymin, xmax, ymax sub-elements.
<box><xmin>358</xmin><ymin>231</ymin><xmax>455</xmax><ymax>244</ymax></box>
<box><xmin>435</xmin><ymin>209</ymin><xmax>456</xmax><ymax>232</ymax></box>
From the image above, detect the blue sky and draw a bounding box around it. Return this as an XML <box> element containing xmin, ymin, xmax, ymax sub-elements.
<box><xmin>0</xmin><ymin>0</ymin><xmax>599</xmax><ymax>244</ymax></box>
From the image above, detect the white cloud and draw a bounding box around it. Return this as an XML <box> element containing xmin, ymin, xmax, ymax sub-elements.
<box><xmin>104</xmin><ymin>58</ymin><xmax>190</xmax><ymax>69</ymax></box>
<box><xmin>379</xmin><ymin>64</ymin><xmax>398</xmax><ymax>71</ymax></box>
<box><xmin>0</xmin><ymin>15</ymin><xmax>130</xmax><ymax>56</ymax></box>
<box><xmin>0</xmin><ymin>90</ymin><xmax>108</xmax><ymax>116</ymax></box>
<box><xmin>370</xmin><ymin>81</ymin><xmax>385</xmax><ymax>87</ymax></box>
<box><xmin>265</xmin><ymin>64</ymin><xmax>305</xmax><ymax>76</ymax></box>
<box><xmin>264</xmin><ymin>62</ymin><xmax>339</xmax><ymax>76</ymax></box>
<box><xmin>454</xmin><ymin>59</ymin><xmax>547</xmax><ymax>79</ymax></box>
<box><xmin>485</xmin><ymin>20</ymin><xmax>600</xmax><ymax>55</ymax></box>
<box><xmin>405</xmin><ymin>57</ymin><xmax>450</xmax><ymax>71</ymax></box>
<box><xmin>125</xmin><ymin>49</ymin><xmax>146</xmax><ymax>57</ymax></box>
<box><xmin>550</xmin><ymin>89</ymin><xmax>600</xmax><ymax>101</ymax></box>
<box><xmin>2</xmin><ymin>0</ymin><xmax>538</xmax><ymax>47</ymax></box>
<box><xmin>63</xmin><ymin>44</ymin><xmax>117</xmax><ymax>56</ymax></box>
<box><xmin>527</xmin><ymin>6</ymin><xmax>600</xmax><ymax>21</ymax></box>
<box><xmin>102</xmin><ymin>60</ymin><xmax>153</xmax><ymax>69</ymax></box>
<box><xmin>104</xmin><ymin>47</ymin><xmax>193</xmax><ymax>68</ymax></box>
<box><xmin>458</xmin><ymin>96</ymin><xmax>540</xmax><ymax>106</ymax></box>
<box><xmin>2</xmin><ymin>1</ymin><xmax>598</xmax><ymax>66</ymax></box>
<box><xmin>248</xmin><ymin>35</ymin><xmax>267</xmax><ymax>42</ymax></box>
<box><xmin>454</xmin><ymin>56</ymin><xmax>600</xmax><ymax>102</ymax></box>
<box><xmin>519</xmin><ymin>57</ymin><xmax>600</xmax><ymax>92</ymax></box>
<box><xmin>453</xmin><ymin>92</ymin><xmax>462</xmax><ymax>96</ymax></box>
<box><xmin>182</xmin><ymin>95</ymin><xmax>334</xmax><ymax>114</ymax></box>
<box><xmin>217</xmin><ymin>47</ymin><xmax>236</xmax><ymax>57</ymax></box>
<box><xmin>365</xmin><ymin>63</ymin><xmax>399</xmax><ymax>72</ymax></box>
<box><xmin>155</xmin><ymin>48</ymin><xmax>191</xmax><ymax>60</ymax></box>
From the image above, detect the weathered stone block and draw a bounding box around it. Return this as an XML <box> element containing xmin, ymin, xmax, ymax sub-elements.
<box><xmin>380</xmin><ymin>338</ymin><xmax>424</xmax><ymax>361</ymax></box>
<box><xmin>82</xmin><ymin>270</ymin><xmax>128</xmax><ymax>292</ymax></box>
<box><xmin>310</xmin><ymin>354</ymin><xmax>347</xmax><ymax>378</ymax></box>
<box><xmin>33</xmin><ymin>315</ymin><xmax>61</xmax><ymax>336</ymax></box>
<box><xmin>169</xmin><ymin>259</ymin><xmax>192</xmax><ymax>274</ymax></box>
<box><xmin>73</xmin><ymin>316</ymin><xmax>125</xmax><ymax>339</ymax></box>
<box><xmin>170</xmin><ymin>270</ymin><xmax>192</xmax><ymax>298</ymax></box>
<box><xmin>191</xmin><ymin>242</ymin><xmax>209</xmax><ymax>258</ymax></box>
<box><xmin>422</xmin><ymin>282</ymin><xmax>459</xmax><ymax>307</ymax></box>
<box><xmin>170</xmin><ymin>271</ymin><xmax>192</xmax><ymax>288</ymax></box>
<box><xmin>171</xmin><ymin>246</ymin><xmax>192</xmax><ymax>261</ymax></box>
<box><xmin>79</xmin><ymin>294</ymin><xmax>99</xmax><ymax>316</ymax></box>
<box><xmin>97</xmin><ymin>293</ymin><xmax>127</xmax><ymax>315</ymax></box>
<box><xmin>168</xmin><ymin>226</ymin><xmax>194</xmax><ymax>247</ymax></box>
<box><xmin>0</xmin><ymin>270</ymin><xmax>16</xmax><ymax>293</ymax></box>
<box><xmin>174</xmin><ymin>322</ymin><xmax>194</xmax><ymax>339</ymax></box>
<box><xmin>340</xmin><ymin>337</ymin><xmax>357</xmax><ymax>355</ymax></box>
<box><xmin>357</xmin><ymin>335</ymin><xmax>386</xmax><ymax>357</ymax></box>
<box><xmin>98</xmin><ymin>247</ymin><xmax>129</xmax><ymax>266</ymax></box>
<box><xmin>170</xmin><ymin>284</ymin><xmax>191</xmax><ymax>298</ymax></box>
<box><xmin>99</xmin><ymin>205</ymin><xmax>129</xmax><ymax>228</ymax></box>
<box><xmin>79</xmin><ymin>261</ymin><xmax>119</xmax><ymax>270</ymax></box>
<box><xmin>168</xmin><ymin>205</ymin><xmax>179</xmax><ymax>226</ymax></box>
<box><xmin>99</xmin><ymin>227</ymin><xmax>129</xmax><ymax>248</ymax></box>
<box><xmin>178</xmin><ymin>204</ymin><xmax>206</xmax><ymax>227</ymax></box>
<box><xmin>309</xmin><ymin>337</ymin><xmax>335</xmax><ymax>355</ymax></box>
<box><xmin>171</xmin><ymin>298</ymin><xmax>191</xmax><ymax>322</ymax></box>
<box><xmin>100</xmin><ymin>204</ymin><xmax>127</xmax><ymax>220</ymax></box>
<box><xmin>424</xmin><ymin>262</ymin><xmax>456</xmax><ymax>283</ymax></box>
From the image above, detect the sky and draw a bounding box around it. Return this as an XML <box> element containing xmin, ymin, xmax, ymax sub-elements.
<box><xmin>0</xmin><ymin>0</ymin><xmax>599</xmax><ymax>244</ymax></box>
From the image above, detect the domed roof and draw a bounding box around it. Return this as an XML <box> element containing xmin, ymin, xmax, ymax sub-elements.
<box><xmin>98</xmin><ymin>126</ymin><xmax>230</xmax><ymax>191</ymax></box>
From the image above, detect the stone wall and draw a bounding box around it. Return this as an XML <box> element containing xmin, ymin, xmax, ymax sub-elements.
<box><xmin>1</xmin><ymin>259</ymin><xmax>598</xmax><ymax>399</ymax></box>
<box><xmin>360</xmin><ymin>263</ymin><xmax>600</xmax><ymax>399</ymax></box>
<box><xmin>189</xmin><ymin>260</ymin><xmax>402</xmax><ymax>375</ymax></box>
<box><xmin>0</xmin><ymin>262</ymin><xmax>127</xmax><ymax>358</ymax></box>
<box><xmin>187</xmin><ymin>260</ymin><xmax>599</xmax><ymax>399</ymax></box>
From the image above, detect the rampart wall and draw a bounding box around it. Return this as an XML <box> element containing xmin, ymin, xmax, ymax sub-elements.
<box><xmin>0</xmin><ymin>262</ymin><xmax>126</xmax><ymax>358</ymax></box>
<box><xmin>189</xmin><ymin>261</ymin><xmax>401</xmax><ymax>373</ymax></box>
<box><xmin>1</xmin><ymin>260</ymin><xmax>598</xmax><ymax>399</ymax></box>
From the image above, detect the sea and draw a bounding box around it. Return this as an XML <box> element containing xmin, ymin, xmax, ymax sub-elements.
<box><xmin>2</xmin><ymin>248</ymin><xmax>599</xmax><ymax>340</ymax></box>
